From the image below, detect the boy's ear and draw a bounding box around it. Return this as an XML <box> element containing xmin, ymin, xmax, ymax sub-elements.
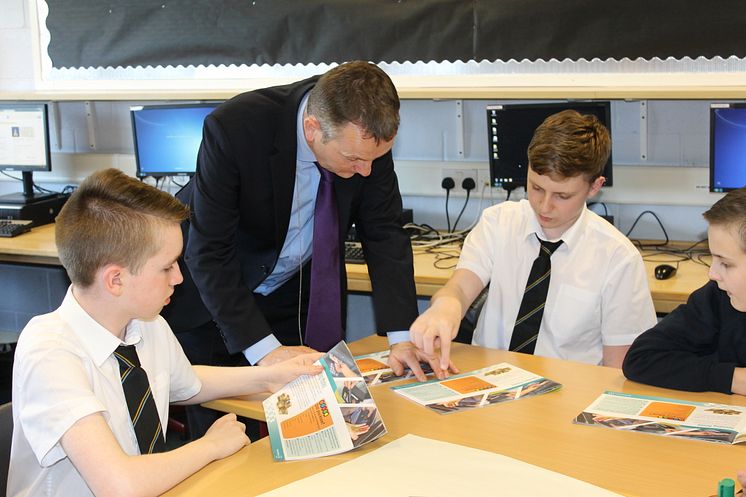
<box><xmin>588</xmin><ymin>176</ymin><xmax>605</xmax><ymax>197</ymax></box>
<box><xmin>100</xmin><ymin>264</ymin><xmax>126</xmax><ymax>296</ymax></box>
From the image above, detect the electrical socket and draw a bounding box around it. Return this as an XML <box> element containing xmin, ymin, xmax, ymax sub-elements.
<box><xmin>477</xmin><ymin>168</ymin><xmax>493</xmax><ymax>188</ymax></box>
<box><xmin>442</xmin><ymin>168</ymin><xmax>477</xmax><ymax>192</ymax></box>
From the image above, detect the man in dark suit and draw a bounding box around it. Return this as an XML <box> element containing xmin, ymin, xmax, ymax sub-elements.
<box><xmin>163</xmin><ymin>62</ymin><xmax>446</xmax><ymax>434</ymax></box>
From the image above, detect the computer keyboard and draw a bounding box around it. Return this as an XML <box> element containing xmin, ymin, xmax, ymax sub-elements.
<box><xmin>0</xmin><ymin>220</ymin><xmax>33</xmax><ymax>238</ymax></box>
<box><xmin>344</xmin><ymin>242</ymin><xmax>365</xmax><ymax>264</ymax></box>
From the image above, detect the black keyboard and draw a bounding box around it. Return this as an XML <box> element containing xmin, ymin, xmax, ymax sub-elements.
<box><xmin>0</xmin><ymin>220</ymin><xmax>33</xmax><ymax>238</ymax></box>
<box><xmin>344</xmin><ymin>242</ymin><xmax>365</xmax><ymax>264</ymax></box>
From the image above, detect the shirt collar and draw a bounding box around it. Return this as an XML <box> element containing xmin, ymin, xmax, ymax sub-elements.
<box><xmin>520</xmin><ymin>199</ymin><xmax>588</xmax><ymax>249</ymax></box>
<box><xmin>58</xmin><ymin>286</ymin><xmax>144</xmax><ymax>367</ymax></box>
<box><xmin>296</xmin><ymin>92</ymin><xmax>315</xmax><ymax>164</ymax></box>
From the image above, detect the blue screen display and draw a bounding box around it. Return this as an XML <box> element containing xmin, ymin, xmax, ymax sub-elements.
<box><xmin>131</xmin><ymin>104</ymin><xmax>218</xmax><ymax>177</ymax></box>
<box><xmin>711</xmin><ymin>107</ymin><xmax>746</xmax><ymax>192</ymax></box>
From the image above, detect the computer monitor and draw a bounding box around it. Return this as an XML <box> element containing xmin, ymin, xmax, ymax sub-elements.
<box><xmin>710</xmin><ymin>103</ymin><xmax>746</xmax><ymax>193</ymax></box>
<box><xmin>487</xmin><ymin>102</ymin><xmax>613</xmax><ymax>190</ymax></box>
<box><xmin>130</xmin><ymin>103</ymin><xmax>220</xmax><ymax>178</ymax></box>
<box><xmin>0</xmin><ymin>102</ymin><xmax>54</xmax><ymax>204</ymax></box>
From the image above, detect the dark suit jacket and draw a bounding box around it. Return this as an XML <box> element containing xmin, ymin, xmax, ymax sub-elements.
<box><xmin>162</xmin><ymin>76</ymin><xmax>418</xmax><ymax>355</ymax></box>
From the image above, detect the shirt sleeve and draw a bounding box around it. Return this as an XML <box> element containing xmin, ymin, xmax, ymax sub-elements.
<box><xmin>599</xmin><ymin>248</ymin><xmax>658</xmax><ymax>347</ymax></box>
<box><xmin>164</xmin><ymin>326</ymin><xmax>203</xmax><ymax>402</ymax></box>
<box><xmin>622</xmin><ymin>281</ymin><xmax>736</xmax><ymax>394</ymax></box>
<box><xmin>14</xmin><ymin>338</ymin><xmax>106</xmax><ymax>467</ymax></box>
<box><xmin>456</xmin><ymin>208</ymin><xmax>496</xmax><ymax>286</ymax></box>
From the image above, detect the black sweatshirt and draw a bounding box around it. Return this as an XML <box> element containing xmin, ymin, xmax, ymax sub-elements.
<box><xmin>623</xmin><ymin>280</ymin><xmax>746</xmax><ymax>394</ymax></box>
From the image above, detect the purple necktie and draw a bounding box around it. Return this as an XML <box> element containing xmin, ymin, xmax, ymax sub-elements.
<box><xmin>305</xmin><ymin>163</ymin><xmax>344</xmax><ymax>351</ymax></box>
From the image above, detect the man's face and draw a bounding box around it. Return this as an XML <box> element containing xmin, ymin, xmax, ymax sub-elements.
<box><xmin>708</xmin><ymin>223</ymin><xmax>746</xmax><ymax>312</ymax></box>
<box><xmin>123</xmin><ymin>223</ymin><xmax>184</xmax><ymax>321</ymax></box>
<box><xmin>304</xmin><ymin>118</ymin><xmax>394</xmax><ymax>179</ymax></box>
<box><xmin>526</xmin><ymin>167</ymin><xmax>603</xmax><ymax>239</ymax></box>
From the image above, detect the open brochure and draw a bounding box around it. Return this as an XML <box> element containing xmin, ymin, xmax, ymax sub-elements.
<box><xmin>392</xmin><ymin>362</ymin><xmax>561</xmax><ymax>414</ymax></box>
<box><xmin>574</xmin><ymin>391</ymin><xmax>746</xmax><ymax>445</ymax></box>
<box><xmin>263</xmin><ymin>341</ymin><xmax>387</xmax><ymax>461</ymax></box>
<box><xmin>354</xmin><ymin>349</ymin><xmax>434</xmax><ymax>385</ymax></box>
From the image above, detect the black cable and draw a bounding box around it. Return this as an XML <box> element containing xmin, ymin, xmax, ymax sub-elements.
<box><xmin>625</xmin><ymin>210</ymin><xmax>669</xmax><ymax>248</ymax></box>
<box><xmin>0</xmin><ymin>171</ymin><xmax>21</xmax><ymax>181</ymax></box>
<box><xmin>452</xmin><ymin>178</ymin><xmax>476</xmax><ymax>233</ymax></box>
<box><xmin>441</xmin><ymin>177</ymin><xmax>455</xmax><ymax>233</ymax></box>
<box><xmin>587</xmin><ymin>202</ymin><xmax>608</xmax><ymax>216</ymax></box>
<box><xmin>505</xmin><ymin>187</ymin><xmax>513</xmax><ymax>201</ymax></box>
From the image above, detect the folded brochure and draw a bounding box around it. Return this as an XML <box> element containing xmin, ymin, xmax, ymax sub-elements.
<box><xmin>263</xmin><ymin>341</ymin><xmax>387</xmax><ymax>460</ymax></box>
<box><xmin>392</xmin><ymin>362</ymin><xmax>561</xmax><ymax>414</ymax></box>
<box><xmin>575</xmin><ymin>391</ymin><xmax>746</xmax><ymax>444</ymax></box>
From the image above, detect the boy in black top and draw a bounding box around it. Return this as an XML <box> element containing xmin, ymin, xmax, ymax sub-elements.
<box><xmin>623</xmin><ymin>187</ymin><xmax>746</xmax><ymax>395</ymax></box>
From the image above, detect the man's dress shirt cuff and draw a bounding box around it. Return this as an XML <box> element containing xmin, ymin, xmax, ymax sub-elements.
<box><xmin>387</xmin><ymin>330</ymin><xmax>410</xmax><ymax>346</ymax></box>
<box><xmin>243</xmin><ymin>334</ymin><xmax>282</xmax><ymax>365</ymax></box>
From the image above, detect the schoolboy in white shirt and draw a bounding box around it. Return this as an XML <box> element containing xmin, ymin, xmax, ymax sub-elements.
<box><xmin>8</xmin><ymin>168</ymin><xmax>322</xmax><ymax>497</ymax></box>
<box><xmin>410</xmin><ymin>110</ymin><xmax>657</xmax><ymax>373</ymax></box>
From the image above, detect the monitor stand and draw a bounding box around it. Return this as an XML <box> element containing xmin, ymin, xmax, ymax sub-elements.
<box><xmin>0</xmin><ymin>171</ymin><xmax>57</xmax><ymax>205</ymax></box>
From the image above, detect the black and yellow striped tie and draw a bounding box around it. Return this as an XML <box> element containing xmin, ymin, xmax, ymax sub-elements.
<box><xmin>114</xmin><ymin>344</ymin><xmax>166</xmax><ymax>454</ymax></box>
<box><xmin>509</xmin><ymin>236</ymin><xmax>563</xmax><ymax>354</ymax></box>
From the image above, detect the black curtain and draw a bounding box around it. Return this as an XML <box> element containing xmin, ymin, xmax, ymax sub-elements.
<box><xmin>45</xmin><ymin>0</ymin><xmax>746</xmax><ymax>69</ymax></box>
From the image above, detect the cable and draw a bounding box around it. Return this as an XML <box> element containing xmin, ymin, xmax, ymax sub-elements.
<box><xmin>587</xmin><ymin>202</ymin><xmax>608</xmax><ymax>216</ymax></box>
<box><xmin>441</xmin><ymin>177</ymin><xmax>455</xmax><ymax>233</ymax></box>
<box><xmin>452</xmin><ymin>178</ymin><xmax>476</xmax><ymax>233</ymax></box>
<box><xmin>625</xmin><ymin>210</ymin><xmax>669</xmax><ymax>248</ymax></box>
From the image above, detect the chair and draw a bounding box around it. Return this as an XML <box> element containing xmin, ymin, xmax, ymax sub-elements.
<box><xmin>0</xmin><ymin>402</ymin><xmax>13</xmax><ymax>496</ymax></box>
<box><xmin>454</xmin><ymin>285</ymin><xmax>489</xmax><ymax>344</ymax></box>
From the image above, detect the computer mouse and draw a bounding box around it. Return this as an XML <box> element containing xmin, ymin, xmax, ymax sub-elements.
<box><xmin>654</xmin><ymin>264</ymin><xmax>677</xmax><ymax>280</ymax></box>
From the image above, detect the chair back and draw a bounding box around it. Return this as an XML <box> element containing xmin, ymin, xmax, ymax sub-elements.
<box><xmin>0</xmin><ymin>402</ymin><xmax>12</xmax><ymax>497</ymax></box>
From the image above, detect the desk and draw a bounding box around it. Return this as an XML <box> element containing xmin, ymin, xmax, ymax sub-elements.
<box><xmin>348</xmin><ymin>246</ymin><xmax>710</xmax><ymax>314</ymax></box>
<box><xmin>0</xmin><ymin>225</ymin><xmax>709</xmax><ymax>313</ymax></box>
<box><xmin>174</xmin><ymin>335</ymin><xmax>743</xmax><ymax>497</ymax></box>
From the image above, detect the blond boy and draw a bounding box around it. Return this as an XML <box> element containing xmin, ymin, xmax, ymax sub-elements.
<box><xmin>8</xmin><ymin>168</ymin><xmax>321</xmax><ymax>497</ymax></box>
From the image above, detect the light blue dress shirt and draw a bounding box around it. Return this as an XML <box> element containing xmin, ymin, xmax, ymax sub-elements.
<box><xmin>243</xmin><ymin>94</ymin><xmax>407</xmax><ymax>365</ymax></box>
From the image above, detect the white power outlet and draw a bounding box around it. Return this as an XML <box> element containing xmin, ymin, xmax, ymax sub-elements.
<box><xmin>442</xmin><ymin>168</ymin><xmax>477</xmax><ymax>192</ymax></box>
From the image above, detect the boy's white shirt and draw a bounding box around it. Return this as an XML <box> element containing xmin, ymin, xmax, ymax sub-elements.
<box><xmin>458</xmin><ymin>199</ymin><xmax>657</xmax><ymax>365</ymax></box>
<box><xmin>8</xmin><ymin>286</ymin><xmax>201</xmax><ymax>497</ymax></box>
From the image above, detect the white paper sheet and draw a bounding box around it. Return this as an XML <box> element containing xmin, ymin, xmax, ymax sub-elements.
<box><xmin>257</xmin><ymin>434</ymin><xmax>623</xmax><ymax>497</ymax></box>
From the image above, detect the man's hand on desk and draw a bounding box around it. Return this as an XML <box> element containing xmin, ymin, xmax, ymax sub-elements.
<box><xmin>388</xmin><ymin>341</ymin><xmax>458</xmax><ymax>382</ymax></box>
<box><xmin>257</xmin><ymin>345</ymin><xmax>318</xmax><ymax>367</ymax></box>
<box><xmin>409</xmin><ymin>296</ymin><xmax>462</xmax><ymax>373</ymax></box>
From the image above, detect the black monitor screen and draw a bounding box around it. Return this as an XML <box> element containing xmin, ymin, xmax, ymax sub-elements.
<box><xmin>710</xmin><ymin>104</ymin><xmax>746</xmax><ymax>193</ymax></box>
<box><xmin>0</xmin><ymin>102</ymin><xmax>51</xmax><ymax>173</ymax></box>
<box><xmin>487</xmin><ymin>102</ymin><xmax>613</xmax><ymax>189</ymax></box>
<box><xmin>131</xmin><ymin>103</ymin><xmax>219</xmax><ymax>177</ymax></box>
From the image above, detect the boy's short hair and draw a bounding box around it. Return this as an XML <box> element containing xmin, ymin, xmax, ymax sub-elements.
<box><xmin>527</xmin><ymin>109</ymin><xmax>611</xmax><ymax>182</ymax></box>
<box><xmin>703</xmin><ymin>187</ymin><xmax>746</xmax><ymax>250</ymax></box>
<box><xmin>56</xmin><ymin>168</ymin><xmax>189</xmax><ymax>287</ymax></box>
<box><xmin>307</xmin><ymin>60</ymin><xmax>400</xmax><ymax>144</ymax></box>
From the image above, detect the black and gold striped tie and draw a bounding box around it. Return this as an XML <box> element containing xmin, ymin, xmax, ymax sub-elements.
<box><xmin>114</xmin><ymin>344</ymin><xmax>166</xmax><ymax>454</ymax></box>
<box><xmin>509</xmin><ymin>235</ymin><xmax>563</xmax><ymax>354</ymax></box>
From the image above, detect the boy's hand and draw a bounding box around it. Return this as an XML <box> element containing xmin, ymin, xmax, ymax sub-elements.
<box><xmin>258</xmin><ymin>345</ymin><xmax>317</xmax><ymax>366</ymax></box>
<box><xmin>265</xmin><ymin>353</ymin><xmax>324</xmax><ymax>392</ymax></box>
<box><xmin>203</xmin><ymin>413</ymin><xmax>250</xmax><ymax>460</ymax></box>
<box><xmin>409</xmin><ymin>296</ymin><xmax>462</xmax><ymax>372</ymax></box>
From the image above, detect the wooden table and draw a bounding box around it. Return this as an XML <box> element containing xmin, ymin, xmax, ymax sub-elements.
<box><xmin>178</xmin><ymin>335</ymin><xmax>744</xmax><ymax>497</ymax></box>
<box><xmin>0</xmin><ymin>224</ymin><xmax>710</xmax><ymax>313</ymax></box>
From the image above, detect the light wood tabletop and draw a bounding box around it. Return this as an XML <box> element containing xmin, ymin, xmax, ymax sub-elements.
<box><xmin>0</xmin><ymin>224</ymin><xmax>710</xmax><ymax>313</ymax></box>
<box><xmin>180</xmin><ymin>335</ymin><xmax>744</xmax><ymax>497</ymax></box>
